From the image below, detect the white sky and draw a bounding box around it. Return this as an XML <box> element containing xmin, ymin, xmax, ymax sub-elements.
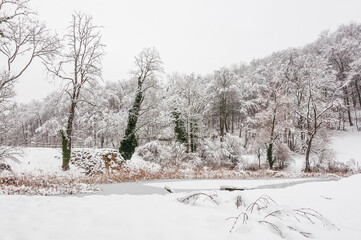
<box><xmin>13</xmin><ymin>0</ymin><xmax>361</xmax><ymax>103</ymax></box>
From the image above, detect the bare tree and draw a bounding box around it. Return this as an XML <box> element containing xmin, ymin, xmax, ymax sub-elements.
<box><xmin>119</xmin><ymin>47</ymin><xmax>163</xmax><ymax>160</ymax></box>
<box><xmin>296</xmin><ymin>50</ymin><xmax>341</xmax><ymax>172</ymax></box>
<box><xmin>0</xmin><ymin>0</ymin><xmax>30</xmax><ymax>37</ymax></box>
<box><xmin>0</xmin><ymin>0</ymin><xmax>59</xmax><ymax>160</ymax></box>
<box><xmin>0</xmin><ymin>0</ymin><xmax>59</xmax><ymax>104</ymax></box>
<box><xmin>46</xmin><ymin>12</ymin><xmax>105</xmax><ymax>170</ymax></box>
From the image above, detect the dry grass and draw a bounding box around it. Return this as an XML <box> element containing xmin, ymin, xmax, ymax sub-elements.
<box><xmin>0</xmin><ymin>166</ymin><xmax>348</xmax><ymax>195</ymax></box>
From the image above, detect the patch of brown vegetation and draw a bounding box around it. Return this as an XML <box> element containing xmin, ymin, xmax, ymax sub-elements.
<box><xmin>0</xmin><ymin>166</ymin><xmax>349</xmax><ymax>196</ymax></box>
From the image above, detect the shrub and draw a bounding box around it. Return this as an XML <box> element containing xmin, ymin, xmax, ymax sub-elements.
<box><xmin>311</xmin><ymin>149</ymin><xmax>358</xmax><ymax>173</ymax></box>
<box><xmin>199</xmin><ymin>134</ymin><xmax>244</xmax><ymax>167</ymax></box>
<box><xmin>135</xmin><ymin>141</ymin><xmax>202</xmax><ymax>167</ymax></box>
<box><xmin>273</xmin><ymin>142</ymin><xmax>292</xmax><ymax>170</ymax></box>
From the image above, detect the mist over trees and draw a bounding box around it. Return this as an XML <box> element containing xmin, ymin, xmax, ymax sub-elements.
<box><xmin>1</xmin><ymin>1</ymin><xmax>361</xmax><ymax>172</ymax></box>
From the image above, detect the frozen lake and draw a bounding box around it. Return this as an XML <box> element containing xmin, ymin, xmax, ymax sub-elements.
<box><xmin>94</xmin><ymin>177</ymin><xmax>332</xmax><ymax>195</ymax></box>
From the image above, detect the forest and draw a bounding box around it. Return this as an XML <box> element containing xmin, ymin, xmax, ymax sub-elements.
<box><xmin>1</xmin><ymin>10</ymin><xmax>361</xmax><ymax>173</ymax></box>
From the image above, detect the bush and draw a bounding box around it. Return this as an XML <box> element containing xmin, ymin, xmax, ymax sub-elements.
<box><xmin>136</xmin><ymin>141</ymin><xmax>202</xmax><ymax>167</ymax></box>
<box><xmin>311</xmin><ymin>149</ymin><xmax>358</xmax><ymax>173</ymax></box>
<box><xmin>199</xmin><ymin>134</ymin><xmax>244</xmax><ymax>167</ymax></box>
<box><xmin>273</xmin><ymin>142</ymin><xmax>292</xmax><ymax>170</ymax></box>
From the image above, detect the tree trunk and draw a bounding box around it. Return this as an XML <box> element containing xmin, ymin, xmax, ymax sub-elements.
<box><xmin>267</xmin><ymin>109</ymin><xmax>277</xmax><ymax>169</ymax></box>
<box><xmin>304</xmin><ymin>135</ymin><xmax>314</xmax><ymax>173</ymax></box>
<box><xmin>219</xmin><ymin>97</ymin><xmax>227</xmax><ymax>140</ymax></box>
<box><xmin>119</xmin><ymin>82</ymin><xmax>143</xmax><ymax>160</ymax></box>
<box><xmin>60</xmin><ymin>130</ymin><xmax>71</xmax><ymax>171</ymax></box>
<box><xmin>354</xmin><ymin>77</ymin><xmax>361</xmax><ymax>107</ymax></box>
<box><xmin>343</xmin><ymin>87</ymin><xmax>353</xmax><ymax>126</ymax></box>
<box><xmin>354</xmin><ymin>106</ymin><xmax>359</xmax><ymax>131</ymax></box>
<box><xmin>231</xmin><ymin>111</ymin><xmax>234</xmax><ymax>134</ymax></box>
<box><xmin>61</xmin><ymin>101</ymin><xmax>76</xmax><ymax>171</ymax></box>
<box><xmin>100</xmin><ymin>134</ymin><xmax>104</xmax><ymax>148</ymax></box>
<box><xmin>267</xmin><ymin>142</ymin><xmax>274</xmax><ymax>169</ymax></box>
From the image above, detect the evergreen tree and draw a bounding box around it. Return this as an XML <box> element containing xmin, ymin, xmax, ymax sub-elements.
<box><xmin>172</xmin><ymin>109</ymin><xmax>187</xmax><ymax>144</ymax></box>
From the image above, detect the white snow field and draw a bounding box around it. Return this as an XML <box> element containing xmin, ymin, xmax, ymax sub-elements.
<box><xmin>2</xmin><ymin>148</ymin><xmax>158</xmax><ymax>176</ymax></box>
<box><xmin>0</xmin><ymin>174</ymin><xmax>360</xmax><ymax>240</ymax></box>
<box><xmin>3</xmin><ymin>148</ymin><xmax>79</xmax><ymax>176</ymax></box>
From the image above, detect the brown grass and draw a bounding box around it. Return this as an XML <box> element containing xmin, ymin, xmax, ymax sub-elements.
<box><xmin>0</xmin><ymin>166</ymin><xmax>349</xmax><ymax>195</ymax></box>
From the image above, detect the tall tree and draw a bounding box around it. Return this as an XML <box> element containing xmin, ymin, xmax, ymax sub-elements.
<box><xmin>168</xmin><ymin>73</ymin><xmax>206</xmax><ymax>152</ymax></box>
<box><xmin>0</xmin><ymin>0</ymin><xmax>59</xmax><ymax>160</ymax></box>
<box><xmin>208</xmin><ymin>68</ymin><xmax>240</xmax><ymax>141</ymax></box>
<box><xmin>119</xmin><ymin>47</ymin><xmax>163</xmax><ymax>160</ymax></box>
<box><xmin>46</xmin><ymin>12</ymin><xmax>105</xmax><ymax>170</ymax></box>
<box><xmin>296</xmin><ymin>48</ymin><xmax>340</xmax><ymax>172</ymax></box>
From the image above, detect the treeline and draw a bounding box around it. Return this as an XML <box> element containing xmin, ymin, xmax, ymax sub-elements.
<box><xmin>1</xmin><ymin>2</ymin><xmax>361</xmax><ymax>172</ymax></box>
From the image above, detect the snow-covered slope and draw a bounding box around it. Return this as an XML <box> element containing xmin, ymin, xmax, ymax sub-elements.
<box><xmin>328</xmin><ymin>131</ymin><xmax>361</xmax><ymax>165</ymax></box>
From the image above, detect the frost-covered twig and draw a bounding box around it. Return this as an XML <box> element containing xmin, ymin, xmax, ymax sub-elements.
<box><xmin>294</xmin><ymin>208</ymin><xmax>339</xmax><ymax>230</ymax></box>
<box><xmin>246</xmin><ymin>195</ymin><xmax>276</xmax><ymax>213</ymax></box>
<box><xmin>287</xmin><ymin>226</ymin><xmax>312</xmax><ymax>238</ymax></box>
<box><xmin>178</xmin><ymin>192</ymin><xmax>219</xmax><ymax>206</ymax></box>
<box><xmin>264</xmin><ymin>210</ymin><xmax>283</xmax><ymax>220</ymax></box>
<box><xmin>228</xmin><ymin>195</ymin><xmax>338</xmax><ymax>237</ymax></box>
<box><xmin>259</xmin><ymin>220</ymin><xmax>284</xmax><ymax>238</ymax></box>
<box><xmin>226</xmin><ymin>212</ymin><xmax>248</xmax><ymax>233</ymax></box>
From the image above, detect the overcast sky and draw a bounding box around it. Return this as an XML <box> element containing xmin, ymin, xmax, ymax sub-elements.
<box><xmin>14</xmin><ymin>0</ymin><xmax>361</xmax><ymax>103</ymax></box>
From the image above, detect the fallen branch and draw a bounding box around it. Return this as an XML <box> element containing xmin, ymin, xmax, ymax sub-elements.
<box><xmin>220</xmin><ymin>185</ymin><xmax>249</xmax><ymax>191</ymax></box>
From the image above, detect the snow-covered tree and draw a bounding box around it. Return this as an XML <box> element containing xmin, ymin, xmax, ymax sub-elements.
<box><xmin>46</xmin><ymin>12</ymin><xmax>105</xmax><ymax>170</ymax></box>
<box><xmin>119</xmin><ymin>47</ymin><xmax>164</xmax><ymax>160</ymax></box>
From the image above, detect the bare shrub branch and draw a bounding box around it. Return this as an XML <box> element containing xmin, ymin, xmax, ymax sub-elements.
<box><xmin>226</xmin><ymin>212</ymin><xmax>248</xmax><ymax>233</ymax></box>
<box><xmin>259</xmin><ymin>220</ymin><xmax>284</xmax><ymax>238</ymax></box>
<box><xmin>178</xmin><ymin>192</ymin><xmax>219</xmax><ymax>206</ymax></box>
<box><xmin>246</xmin><ymin>195</ymin><xmax>277</xmax><ymax>213</ymax></box>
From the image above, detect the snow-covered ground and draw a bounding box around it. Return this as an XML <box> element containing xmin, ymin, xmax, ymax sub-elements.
<box><xmin>0</xmin><ymin>174</ymin><xmax>360</xmax><ymax>240</ymax></box>
<box><xmin>328</xmin><ymin>131</ymin><xmax>361</xmax><ymax>165</ymax></box>
<box><xmin>4</xmin><ymin>147</ymin><xmax>81</xmax><ymax>176</ymax></box>
<box><xmin>0</xmin><ymin>132</ymin><xmax>361</xmax><ymax>239</ymax></box>
<box><xmin>1</xmin><ymin>148</ymin><xmax>158</xmax><ymax>176</ymax></box>
<box><xmin>2</xmin><ymin>131</ymin><xmax>361</xmax><ymax>177</ymax></box>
